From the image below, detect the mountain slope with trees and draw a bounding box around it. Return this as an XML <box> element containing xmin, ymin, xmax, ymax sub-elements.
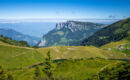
<box><xmin>0</xmin><ymin>35</ymin><xmax>29</xmax><ymax>47</ymax></box>
<box><xmin>82</xmin><ymin>18</ymin><xmax>130</xmax><ymax>47</ymax></box>
<box><xmin>0</xmin><ymin>28</ymin><xmax>40</xmax><ymax>46</ymax></box>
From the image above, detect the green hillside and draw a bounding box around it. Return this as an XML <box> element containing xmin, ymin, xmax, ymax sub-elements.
<box><xmin>98</xmin><ymin>61</ymin><xmax>130</xmax><ymax>80</ymax></box>
<box><xmin>10</xmin><ymin>58</ymin><xmax>121</xmax><ymax>80</ymax></box>
<box><xmin>101</xmin><ymin>40</ymin><xmax>130</xmax><ymax>58</ymax></box>
<box><xmin>0</xmin><ymin>41</ymin><xmax>129</xmax><ymax>80</ymax></box>
<box><xmin>0</xmin><ymin>42</ymin><xmax>44</xmax><ymax>69</ymax></box>
<box><xmin>0</xmin><ymin>35</ymin><xmax>29</xmax><ymax>47</ymax></box>
<box><xmin>82</xmin><ymin>18</ymin><xmax>130</xmax><ymax>47</ymax></box>
<box><xmin>0</xmin><ymin>40</ymin><xmax>129</xmax><ymax>70</ymax></box>
<box><xmin>37</xmin><ymin>46</ymin><xmax>129</xmax><ymax>59</ymax></box>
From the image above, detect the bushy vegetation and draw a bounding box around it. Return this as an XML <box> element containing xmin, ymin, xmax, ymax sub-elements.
<box><xmin>98</xmin><ymin>61</ymin><xmax>130</xmax><ymax>80</ymax></box>
<box><xmin>0</xmin><ymin>35</ymin><xmax>29</xmax><ymax>47</ymax></box>
<box><xmin>34</xmin><ymin>65</ymin><xmax>43</xmax><ymax>80</ymax></box>
<box><xmin>33</xmin><ymin>58</ymin><xmax>122</xmax><ymax>80</ymax></box>
<box><xmin>0</xmin><ymin>65</ymin><xmax>8</xmax><ymax>80</ymax></box>
<box><xmin>31</xmin><ymin>58</ymin><xmax>121</xmax><ymax>80</ymax></box>
<box><xmin>34</xmin><ymin>51</ymin><xmax>56</xmax><ymax>80</ymax></box>
<box><xmin>0</xmin><ymin>65</ymin><xmax>13</xmax><ymax>80</ymax></box>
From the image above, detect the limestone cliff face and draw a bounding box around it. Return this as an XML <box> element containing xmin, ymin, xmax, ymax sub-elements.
<box><xmin>38</xmin><ymin>21</ymin><xmax>106</xmax><ymax>47</ymax></box>
<box><xmin>56</xmin><ymin>21</ymin><xmax>105</xmax><ymax>32</ymax></box>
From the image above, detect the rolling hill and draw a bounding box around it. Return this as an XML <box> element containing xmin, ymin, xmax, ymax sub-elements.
<box><xmin>0</xmin><ymin>36</ymin><xmax>44</xmax><ymax>70</ymax></box>
<box><xmin>0</xmin><ymin>41</ymin><xmax>44</xmax><ymax>69</ymax></box>
<box><xmin>37</xmin><ymin>46</ymin><xmax>129</xmax><ymax>59</ymax></box>
<box><xmin>0</xmin><ymin>39</ymin><xmax>129</xmax><ymax>70</ymax></box>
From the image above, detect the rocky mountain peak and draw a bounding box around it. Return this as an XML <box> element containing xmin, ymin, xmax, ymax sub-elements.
<box><xmin>56</xmin><ymin>21</ymin><xmax>72</xmax><ymax>29</ymax></box>
<box><xmin>56</xmin><ymin>21</ymin><xmax>105</xmax><ymax>32</ymax></box>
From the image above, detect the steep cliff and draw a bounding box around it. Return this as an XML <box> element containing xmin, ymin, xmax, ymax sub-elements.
<box><xmin>38</xmin><ymin>21</ymin><xmax>106</xmax><ymax>47</ymax></box>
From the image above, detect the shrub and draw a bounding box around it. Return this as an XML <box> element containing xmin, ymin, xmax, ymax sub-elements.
<box><xmin>98</xmin><ymin>62</ymin><xmax>130</xmax><ymax>80</ymax></box>
<box><xmin>34</xmin><ymin>65</ymin><xmax>43</xmax><ymax>80</ymax></box>
<box><xmin>0</xmin><ymin>65</ymin><xmax>8</xmax><ymax>80</ymax></box>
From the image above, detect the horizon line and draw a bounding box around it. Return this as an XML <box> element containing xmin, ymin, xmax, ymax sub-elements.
<box><xmin>0</xmin><ymin>18</ymin><xmax>125</xmax><ymax>20</ymax></box>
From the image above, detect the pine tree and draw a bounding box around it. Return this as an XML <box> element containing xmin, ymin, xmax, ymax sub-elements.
<box><xmin>43</xmin><ymin>51</ymin><xmax>56</xmax><ymax>80</ymax></box>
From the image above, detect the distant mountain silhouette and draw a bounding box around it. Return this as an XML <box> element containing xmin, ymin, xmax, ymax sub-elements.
<box><xmin>0</xmin><ymin>28</ymin><xmax>40</xmax><ymax>46</ymax></box>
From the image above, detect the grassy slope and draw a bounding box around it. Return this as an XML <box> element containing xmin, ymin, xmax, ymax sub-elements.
<box><xmin>0</xmin><ymin>41</ymin><xmax>44</xmax><ymax>69</ymax></box>
<box><xmin>0</xmin><ymin>40</ymin><xmax>128</xmax><ymax>70</ymax></box>
<box><xmin>101</xmin><ymin>39</ymin><xmax>130</xmax><ymax>58</ymax></box>
<box><xmin>0</xmin><ymin>41</ymin><xmax>129</xmax><ymax>80</ymax></box>
<box><xmin>37</xmin><ymin>46</ymin><xmax>128</xmax><ymax>59</ymax></box>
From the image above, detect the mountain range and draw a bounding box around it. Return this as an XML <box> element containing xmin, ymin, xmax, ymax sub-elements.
<box><xmin>38</xmin><ymin>21</ymin><xmax>107</xmax><ymax>47</ymax></box>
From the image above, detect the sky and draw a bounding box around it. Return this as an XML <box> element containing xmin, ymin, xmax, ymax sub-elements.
<box><xmin>0</xmin><ymin>0</ymin><xmax>130</xmax><ymax>19</ymax></box>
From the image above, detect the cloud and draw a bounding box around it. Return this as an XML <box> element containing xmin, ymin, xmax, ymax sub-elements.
<box><xmin>108</xmin><ymin>15</ymin><xmax>116</xmax><ymax>19</ymax></box>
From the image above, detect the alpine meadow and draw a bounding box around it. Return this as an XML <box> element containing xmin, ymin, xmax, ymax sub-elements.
<box><xmin>0</xmin><ymin>0</ymin><xmax>130</xmax><ymax>80</ymax></box>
